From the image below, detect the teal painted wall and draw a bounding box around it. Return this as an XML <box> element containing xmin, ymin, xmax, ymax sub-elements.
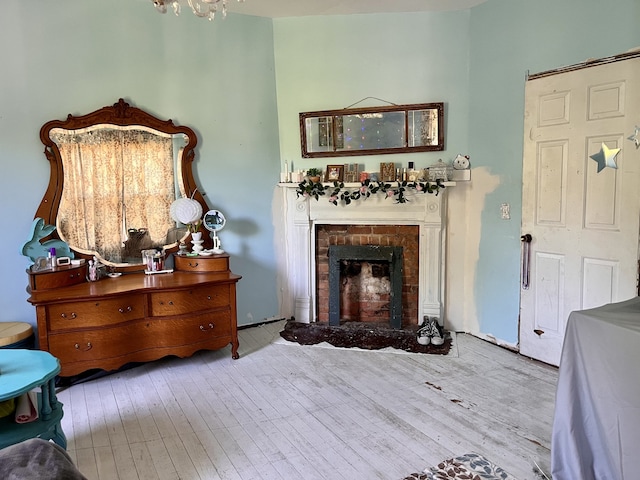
<box><xmin>1</xmin><ymin>0</ymin><xmax>280</xmax><ymax>328</ymax></box>
<box><xmin>467</xmin><ymin>0</ymin><xmax>640</xmax><ymax>343</ymax></box>
<box><xmin>1</xmin><ymin>0</ymin><xmax>639</xmax><ymax>347</ymax></box>
<box><xmin>273</xmin><ymin>11</ymin><xmax>471</xmax><ymax>174</ymax></box>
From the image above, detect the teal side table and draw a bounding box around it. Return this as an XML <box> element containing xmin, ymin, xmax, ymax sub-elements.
<box><xmin>0</xmin><ymin>349</ymin><xmax>66</xmax><ymax>449</ymax></box>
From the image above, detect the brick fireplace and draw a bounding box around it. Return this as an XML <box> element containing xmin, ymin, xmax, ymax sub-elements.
<box><xmin>274</xmin><ymin>184</ymin><xmax>447</xmax><ymax>326</ymax></box>
<box><xmin>316</xmin><ymin>225</ymin><xmax>419</xmax><ymax>328</ymax></box>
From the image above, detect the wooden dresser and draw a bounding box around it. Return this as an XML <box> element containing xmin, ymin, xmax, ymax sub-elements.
<box><xmin>27</xmin><ymin>254</ymin><xmax>241</xmax><ymax>377</ymax></box>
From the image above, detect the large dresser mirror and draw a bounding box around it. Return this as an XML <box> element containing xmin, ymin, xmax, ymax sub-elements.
<box><xmin>37</xmin><ymin>98</ymin><xmax>209</xmax><ymax>270</ymax></box>
<box><xmin>300</xmin><ymin>102</ymin><xmax>444</xmax><ymax>158</ymax></box>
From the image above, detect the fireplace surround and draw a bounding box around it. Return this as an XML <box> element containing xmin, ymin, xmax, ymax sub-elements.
<box><xmin>274</xmin><ymin>184</ymin><xmax>447</xmax><ymax>327</ymax></box>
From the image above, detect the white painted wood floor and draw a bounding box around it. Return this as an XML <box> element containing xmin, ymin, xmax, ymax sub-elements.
<box><xmin>57</xmin><ymin>321</ymin><xmax>557</xmax><ymax>480</ymax></box>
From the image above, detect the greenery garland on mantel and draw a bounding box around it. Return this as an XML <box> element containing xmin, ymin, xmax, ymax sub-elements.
<box><xmin>295</xmin><ymin>178</ymin><xmax>446</xmax><ymax>205</ymax></box>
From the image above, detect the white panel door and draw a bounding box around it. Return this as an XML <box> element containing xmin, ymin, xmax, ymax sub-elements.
<box><xmin>520</xmin><ymin>57</ymin><xmax>640</xmax><ymax>366</ymax></box>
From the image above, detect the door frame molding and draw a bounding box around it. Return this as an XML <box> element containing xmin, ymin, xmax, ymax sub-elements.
<box><xmin>527</xmin><ymin>50</ymin><xmax>640</xmax><ymax>80</ymax></box>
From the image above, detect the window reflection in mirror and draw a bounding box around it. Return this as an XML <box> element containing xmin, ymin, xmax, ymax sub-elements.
<box><xmin>408</xmin><ymin>108</ymin><xmax>440</xmax><ymax>147</ymax></box>
<box><xmin>338</xmin><ymin>111</ymin><xmax>405</xmax><ymax>151</ymax></box>
<box><xmin>303</xmin><ymin>116</ymin><xmax>335</xmax><ymax>154</ymax></box>
<box><xmin>300</xmin><ymin>102</ymin><xmax>444</xmax><ymax>158</ymax></box>
<box><xmin>50</xmin><ymin>126</ymin><xmax>188</xmax><ymax>265</ymax></box>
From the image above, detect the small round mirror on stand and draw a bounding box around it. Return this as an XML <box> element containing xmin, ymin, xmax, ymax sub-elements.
<box><xmin>203</xmin><ymin>209</ymin><xmax>226</xmax><ymax>254</ymax></box>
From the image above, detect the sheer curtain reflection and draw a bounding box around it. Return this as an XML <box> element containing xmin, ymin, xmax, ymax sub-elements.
<box><xmin>52</xmin><ymin>128</ymin><xmax>175</xmax><ymax>264</ymax></box>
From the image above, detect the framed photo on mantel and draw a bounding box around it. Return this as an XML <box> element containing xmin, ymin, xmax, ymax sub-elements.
<box><xmin>325</xmin><ymin>164</ymin><xmax>344</xmax><ymax>182</ymax></box>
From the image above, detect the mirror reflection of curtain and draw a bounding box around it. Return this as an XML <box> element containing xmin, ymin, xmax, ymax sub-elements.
<box><xmin>52</xmin><ymin>129</ymin><xmax>175</xmax><ymax>263</ymax></box>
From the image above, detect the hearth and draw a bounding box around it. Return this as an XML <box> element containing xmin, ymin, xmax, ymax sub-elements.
<box><xmin>279</xmin><ymin>320</ymin><xmax>452</xmax><ymax>354</ymax></box>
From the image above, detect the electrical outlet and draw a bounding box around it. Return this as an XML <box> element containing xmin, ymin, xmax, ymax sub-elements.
<box><xmin>500</xmin><ymin>203</ymin><xmax>510</xmax><ymax>219</ymax></box>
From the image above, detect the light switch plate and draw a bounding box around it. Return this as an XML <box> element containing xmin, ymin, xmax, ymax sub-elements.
<box><xmin>500</xmin><ymin>203</ymin><xmax>510</xmax><ymax>219</ymax></box>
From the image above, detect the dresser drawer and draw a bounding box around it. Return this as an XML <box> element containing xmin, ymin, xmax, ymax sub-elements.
<box><xmin>174</xmin><ymin>254</ymin><xmax>229</xmax><ymax>273</ymax></box>
<box><xmin>28</xmin><ymin>264</ymin><xmax>87</xmax><ymax>291</ymax></box>
<box><xmin>149</xmin><ymin>310</ymin><xmax>232</xmax><ymax>342</ymax></box>
<box><xmin>48</xmin><ymin>310</ymin><xmax>232</xmax><ymax>376</ymax></box>
<box><xmin>149</xmin><ymin>284</ymin><xmax>230</xmax><ymax>316</ymax></box>
<box><xmin>48</xmin><ymin>295</ymin><xmax>146</xmax><ymax>331</ymax></box>
<box><xmin>48</xmin><ymin>322</ymin><xmax>147</xmax><ymax>374</ymax></box>
<box><xmin>48</xmin><ymin>333</ymin><xmax>109</xmax><ymax>367</ymax></box>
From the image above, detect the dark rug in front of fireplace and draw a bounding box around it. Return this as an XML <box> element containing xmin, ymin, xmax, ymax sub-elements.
<box><xmin>279</xmin><ymin>320</ymin><xmax>451</xmax><ymax>355</ymax></box>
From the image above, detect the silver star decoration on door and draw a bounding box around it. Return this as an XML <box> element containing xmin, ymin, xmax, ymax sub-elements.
<box><xmin>589</xmin><ymin>143</ymin><xmax>620</xmax><ymax>173</ymax></box>
<box><xmin>628</xmin><ymin>126</ymin><xmax>640</xmax><ymax>149</ymax></box>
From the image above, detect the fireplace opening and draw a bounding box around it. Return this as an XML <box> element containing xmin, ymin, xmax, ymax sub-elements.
<box><xmin>329</xmin><ymin>245</ymin><xmax>403</xmax><ymax>329</ymax></box>
<box><xmin>316</xmin><ymin>224</ymin><xmax>420</xmax><ymax>328</ymax></box>
<box><xmin>339</xmin><ymin>260</ymin><xmax>391</xmax><ymax>321</ymax></box>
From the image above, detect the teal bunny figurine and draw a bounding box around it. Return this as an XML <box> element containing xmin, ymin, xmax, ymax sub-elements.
<box><xmin>21</xmin><ymin>218</ymin><xmax>75</xmax><ymax>263</ymax></box>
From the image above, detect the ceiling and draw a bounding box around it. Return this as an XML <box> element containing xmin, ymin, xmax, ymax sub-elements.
<box><xmin>226</xmin><ymin>0</ymin><xmax>488</xmax><ymax>18</ymax></box>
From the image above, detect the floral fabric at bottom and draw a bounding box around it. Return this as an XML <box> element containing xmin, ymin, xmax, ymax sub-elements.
<box><xmin>402</xmin><ymin>453</ymin><xmax>515</xmax><ymax>480</ymax></box>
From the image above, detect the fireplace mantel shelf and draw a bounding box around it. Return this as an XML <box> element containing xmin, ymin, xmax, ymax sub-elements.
<box><xmin>277</xmin><ymin>181</ymin><xmax>457</xmax><ymax>188</ymax></box>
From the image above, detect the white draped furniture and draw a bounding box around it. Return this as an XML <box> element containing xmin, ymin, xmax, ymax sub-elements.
<box><xmin>551</xmin><ymin>296</ymin><xmax>640</xmax><ymax>480</ymax></box>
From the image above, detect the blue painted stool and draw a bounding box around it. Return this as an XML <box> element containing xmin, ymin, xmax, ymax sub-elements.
<box><xmin>0</xmin><ymin>349</ymin><xmax>66</xmax><ymax>449</ymax></box>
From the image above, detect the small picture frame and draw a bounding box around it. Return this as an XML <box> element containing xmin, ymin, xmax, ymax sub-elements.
<box><xmin>325</xmin><ymin>164</ymin><xmax>344</xmax><ymax>182</ymax></box>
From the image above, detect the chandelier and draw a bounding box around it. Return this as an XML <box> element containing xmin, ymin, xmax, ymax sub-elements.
<box><xmin>152</xmin><ymin>0</ymin><xmax>244</xmax><ymax>21</ymax></box>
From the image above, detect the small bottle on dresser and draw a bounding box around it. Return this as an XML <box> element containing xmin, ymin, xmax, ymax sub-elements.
<box><xmin>48</xmin><ymin>248</ymin><xmax>57</xmax><ymax>269</ymax></box>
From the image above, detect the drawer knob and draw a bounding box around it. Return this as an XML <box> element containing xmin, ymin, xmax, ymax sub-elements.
<box><xmin>74</xmin><ymin>342</ymin><xmax>92</xmax><ymax>351</ymax></box>
<box><xmin>199</xmin><ymin>325</ymin><xmax>205</xmax><ymax>331</ymax></box>
<box><xmin>209</xmin><ymin>323</ymin><xmax>214</xmax><ymax>329</ymax></box>
<box><xmin>118</xmin><ymin>306</ymin><xmax>133</xmax><ymax>313</ymax></box>
<box><xmin>189</xmin><ymin>262</ymin><xmax>199</xmax><ymax>268</ymax></box>
<box><xmin>61</xmin><ymin>312</ymin><xmax>77</xmax><ymax>319</ymax></box>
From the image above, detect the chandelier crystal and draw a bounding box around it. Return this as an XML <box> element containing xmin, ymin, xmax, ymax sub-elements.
<box><xmin>152</xmin><ymin>0</ymin><xmax>244</xmax><ymax>21</ymax></box>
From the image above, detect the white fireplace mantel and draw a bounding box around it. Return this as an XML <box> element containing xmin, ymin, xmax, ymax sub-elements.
<box><xmin>273</xmin><ymin>183</ymin><xmax>449</xmax><ymax>326</ymax></box>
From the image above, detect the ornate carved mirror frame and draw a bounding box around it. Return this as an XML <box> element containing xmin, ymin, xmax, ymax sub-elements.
<box><xmin>37</xmin><ymin>98</ymin><xmax>210</xmax><ymax>271</ymax></box>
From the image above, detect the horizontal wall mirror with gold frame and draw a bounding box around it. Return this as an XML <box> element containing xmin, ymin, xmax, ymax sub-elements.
<box><xmin>37</xmin><ymin>98</ymin><xmax>210</xmax><ymax>271</ymax></box>
<box><xmin>299</xmin><ymin>102</ymin><xmax>444</xmax><ymax>158</ymax></box>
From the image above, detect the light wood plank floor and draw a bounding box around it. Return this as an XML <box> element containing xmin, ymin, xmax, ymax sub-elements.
<box><xmin>57</xmin><ymin>321</ymin><xmax>557</xmax><ymax>480</ymax></box>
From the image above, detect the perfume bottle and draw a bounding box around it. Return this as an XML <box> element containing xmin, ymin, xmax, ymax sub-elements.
<box><xmin>407</xmin><ymin>161</ymin><xmax>418</xmax><ymax>182</ymax></box>
<box><xmin>47</xmin><ymin>248</ymin><xmax>57</xmax><ymax>269</ymax></box>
